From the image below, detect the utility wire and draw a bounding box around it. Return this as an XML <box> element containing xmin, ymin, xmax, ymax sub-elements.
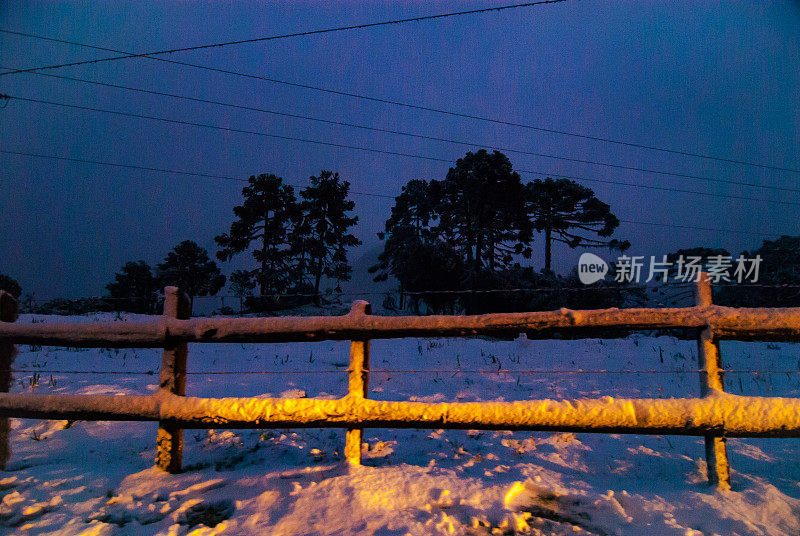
<box><xmin>522</xmin><ymin>168</ymin><xmax>800</xmax><ymax>207</ymax></box>
<box><xmin>6</xmin><ymin>67</ymin><xmax>798</xmax><ymax>195</ymax></box>
<box><xmin>9</xmin><ymin>95</ymin><xmax>452</xmax><ymax>162</ymax></box>
<box><xmin>2</xmin><ymin>25</ymin><xmax>799</xmax><ymax>174</ymax></box>
<box><xmin>2</xmin><ymin>148</ymin><xmax>777</xmax><ymax>238</ymax></box>
<box><xmin>616</xmin><ymin>219</ymin><xmax>770</xmax><ymax>237</ymax></box>
<box><xmin>0</xmin><ymin>1</ymin><xmax>567</xmax><ymax>74</ymax></box>
<box><xmin>0</xmin><ymin>149</ymin><xmax>392</xmax><ymax>199</ymax></box>
<box><xmin>9</xmin><ymin>94</ymin><xmax>800</xmax><ymax>209</ymax></box>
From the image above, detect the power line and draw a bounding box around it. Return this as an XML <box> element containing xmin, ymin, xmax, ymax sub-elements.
<box><xmin>3</xmin><ymin>26</ymin><xmax>799</xmax><ymax>174</ymax></box>
<box><xmin>0</xmin><ymin>149</ymin><xmax>393</xmax><ymax>198</ymax></box>
<box><xmin>8</xmin><ymin>67</ymin><xmax>799</xmax><ymax>196</ymax></box>
<box><xmin>617</xmin><ymin>219</ymin><xmax>770</xmax><ymax>238</ymax></box>
<box><xmin>9</xmin><ymin>95</ymin><xmax>453</xmax><ymax>163</ymax></box>
<box><xmin>10</xmin><ymin>94</ymin><xmax>800</xmax><ymax>209</ymax></box>
<box><xmin>1</xmin><ymin>149</ymin><xmax>777</xmax><ymax>238</ymax></box>
<box><xmin>519</xmin><ymin>168</ymin><xmax>800</xmax><ymax>208</ymax></box>
<box><xmin>0</xmin><ymin>1</ymin><xmax>568</xmax><ymax>73</ymax></box>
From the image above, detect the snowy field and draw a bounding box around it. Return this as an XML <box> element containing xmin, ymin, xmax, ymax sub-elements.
<box><xmin>3</xmin><ymin>313</ymin><xmax>800</xmax><ymax>535</ymax></box>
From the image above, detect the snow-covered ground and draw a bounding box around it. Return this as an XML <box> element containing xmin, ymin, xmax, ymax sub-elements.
<box><xmin>3</xmin><ymin>312</ymin><xmax>800</xmax><ymax>535</ymax></box>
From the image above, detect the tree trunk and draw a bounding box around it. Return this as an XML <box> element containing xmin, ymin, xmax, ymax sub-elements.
<box><xmin>260</xmin><ymin>222</ymin><xmax>268</xmax><ymax>298</ymax></box>
<box><xmin>474</xmin><ymin>234</ymin><xmax>483</xmax><ymax>280</ymax></box>
<box><xmin>314</xmin><ymin>271</ymin><xmax>322</xmax><ymax>304</ymax></box>
<box><xmin>489</xmin><ymin>231</ymin><xmax>495</xmax><ymax>272</ymax></box>
<box><xmin>313</xmin><ymin>213</ymin><xmax>328</xmax><ymax>305</ymax></box>
<box><xmin>399</xmin><ymin>281</ymin><xmax>405</xmax><ymax>310</ymax></box>
<box><xmin>545</xmin><ymin>226</ymin><xmax>552</xmax><ymax>273</ymax></box>
<box><xmin>298</xmin><ymin>250</ymin><xmax>306</xmax><ymax>290</ymax></box>
<box><xmin>313</xmin><ymin>239</ymin><xmax>324</xmax><ymax>305</ymax></box>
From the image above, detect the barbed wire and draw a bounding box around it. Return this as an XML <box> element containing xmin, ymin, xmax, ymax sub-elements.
<box><xmin>18</xmin><ymin>283</ymin><xmax>693</xmax><ymax>304</ymax></box>
<box><xmin>369</xmin><ymin>369</ymin><xmax>706</xmax><ymax>374</ymax></box>
<box><xmin>9</xmin><ymin>368</ymin><xmax>344</xmax><ymax>375</ymax></box>
<box><xmin>24</xmin><ymin>283</ymin><xmax>800</xmax><ymax>305</ymax></box>
<box><xmin>11</xmin><ymin>368</ymin><xmax>800</xmax><ymax>376</ymax></box>
<box><xmin>11</xmin><ymin>369</ymin><xmax>157</xmax><ymax>375</ymax></box>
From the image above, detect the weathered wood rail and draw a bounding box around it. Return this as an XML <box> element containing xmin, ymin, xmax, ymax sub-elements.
<box><xmin>1</xmin><ymin>275</ymin><xmax>799</xmax><ymax>490</ymax></box>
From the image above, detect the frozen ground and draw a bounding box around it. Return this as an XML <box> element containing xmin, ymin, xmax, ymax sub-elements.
<box><xmin>3</xmin><ymin>312</ymin><xmax>800</xmax><ymax>535</ymax></box>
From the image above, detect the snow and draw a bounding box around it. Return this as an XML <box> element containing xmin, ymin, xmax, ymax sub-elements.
<box><xmin>4</xmin><ymin>312</ymin><xmax>800</xmax><ymax>534</ymax></box>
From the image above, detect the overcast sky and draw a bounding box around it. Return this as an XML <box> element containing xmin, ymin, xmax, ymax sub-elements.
<box><xmin>1</xmin><ymin>1</ymin><xmax>799</xmax><ymax>300</ymax></box>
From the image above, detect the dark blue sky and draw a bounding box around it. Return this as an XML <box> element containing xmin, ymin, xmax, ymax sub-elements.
<box><xmin>1</xmin><ymin>1</ymin><xmax>799</xmax><ymax>299</ymax></box>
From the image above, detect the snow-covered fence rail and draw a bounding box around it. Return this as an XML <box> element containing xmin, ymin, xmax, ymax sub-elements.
<box><xmin>6</xmin><ymin>299</ymin><xmax>800</xmax><ymax>346</ymax></box>
<box><xmin>1</xmin><ymin>276</ymin><xmax>800</xmax><ymax>490</ymax></box>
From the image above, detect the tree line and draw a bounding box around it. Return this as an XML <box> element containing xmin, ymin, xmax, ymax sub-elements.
<box><xmin>6</xmin><ymin>169</ymin><xmax>362</xmax><ymax>315</ymax></box>
<box><xmin>368</xmin><ymin>150</ymin><xmax>631</xmax><ymax>313</ymax></box>
<box><xmin>2</xmin><ymin>150</ymin><xmax>798</xmax><ymax>315</ymax></box>
<box><xmin>215</xmin><ymin>170</ymin><xmax>359</xmax><ymax>309</ymax></box>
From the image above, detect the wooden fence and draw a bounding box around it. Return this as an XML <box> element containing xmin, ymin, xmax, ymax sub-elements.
<box><xmin>2</xmin><ymin>275</ymin><xmax>800</xmax><ymax>490</ymax></box>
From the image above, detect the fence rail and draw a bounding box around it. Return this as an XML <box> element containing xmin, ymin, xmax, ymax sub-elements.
<box><xmin>2</xmin><ymin>275</ymin><xmax>800</xmax><ymax>490</ymax></box>
<box><xmin>3</xmin><ymin>305</ymin><xmax>800</xmax><ymax>346</ymax></box>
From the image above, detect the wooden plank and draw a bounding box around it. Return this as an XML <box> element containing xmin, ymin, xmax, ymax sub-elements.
<box><xmin>696</xmin><ymin>273</ymin><xmax>731</xmax><ymax>491</ymax></box>
<box><xmin>0</xmin><ymin>291</ymin><xmax>18</xmax><ymax>469</ymax></box>
<box><xmin>345</xmin><ymin>301</ymin><xmax>370</xmax><ymax>465</ymax></box>
<box><xmin>2</xmin><ymin>391</ymin><xmax>800</xmax><ymax>438</ymax></box>
<box><xmin>3</xmin><ymin>304</ymin><xmax>800</xmax><ymax>346</ymax></box>
<box><xmin>155</xmin><ymin>287</ymin><xmax>190</xmax><ymax>474</ymax></box>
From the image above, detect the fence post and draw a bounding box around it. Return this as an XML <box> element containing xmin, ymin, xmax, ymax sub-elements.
<box><xmin>155</xmin><ymin>287</ymin><xmax>190</xmax><ymax>473</ymax></box>
<box><xmin>0</xmin><ymin>291</ymin><xmax>18</xmax><ymax>470</ymax></box>
<box><xmin>345</xmin><ymin>300</ymin><xmax>371</xmax><ymax>465</ymax></box>
<box><xmin>696</xmin><ymin>272</ymin><xmax>731</xmax><ymax>490</ymax></box>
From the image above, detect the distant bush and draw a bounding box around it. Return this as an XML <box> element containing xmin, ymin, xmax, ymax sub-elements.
<box><xmin>243</xmin><ymin>285</ymin><xmax>326</xmax><ymax>314</ymax></box>
<box><xmin>30</xmin><ymin>297</ymin><xmax>122</xmax><ymax>315</ymax></box>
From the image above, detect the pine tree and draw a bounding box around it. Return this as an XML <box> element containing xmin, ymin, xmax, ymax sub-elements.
<box><xmin>295</xmin><ymin>171</ymin><xmax>361</xmax><ymax>301</ymax></box>
<box><xmin>215</xmin><ymin>174</ymin><xmax>299</xmax><ymax>299</ymax></box>
<box><xmin>435</xmin><ymin>150</ymin><xmax>532</xmax><ymax>287</ymax></box>
<box><xmin>373</xmin><ymin>152</ymin><xmax>534</xmax><ymax>313</ymax></box>
<box><xmin>229</xmin><ymin>270</ymin><xmax>256</xmax><ymax>312</ymax></box>
<box><xmin>526</xmin><ymin>178</ymin><xmax>629</xmax><ymax>272</ymax></box>
<box><xmin>106</xmin><ymin>260</ymin><xmax>158</xmax><ymax>313</ymax></box>
<box><xmin>157</xmin><ymin>240</ymin><xmax>226</xmax><ymax>305</ymax></box>
<box><xmin>370</xmin><ymin>179</ymin><xmax>463</xmax><ymax>312</ymax></box>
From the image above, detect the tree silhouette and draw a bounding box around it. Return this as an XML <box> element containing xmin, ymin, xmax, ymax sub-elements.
<box><xmin>106</xmin><ymin>260</ymin><xmax>158</xmax><ymax>313</ymax></box>
<box><xmin>526</xmin><ymin>178</ymin><xmax>629</xmax><ymax>272</ymax></box>
<box><xmin>215</xmin><ymin>174</ymin><xmax>299</xmax><ymax>299</ymax></box>
<box><xmin>229</xmin><ymin>269</ymin><xmax>256</xmax><ymax>313</ymax></box>
<box><xmin>435</xmin><ymin>150</ymin><xmax>532</xmax><ymax>288</ymax></box>
<box><xmin>372</xmin><ymin>152</ymin><xmax>534</xmax><ymax>313</ymax></box>
<box><xmin>0</xmin><ymin>274</ymin><xmax>21</xmax><ymax>299</ymax></box>
<box><xmin>157</xmin><ymin>240</ymin><xmax>225</xmax><ymax>305</ymax></box>
<box><xmin>374</xmin><ymin>154</ymin><xmax>630</xmax><ymax>313</ymax></box>
<box><xmin>717</xmin><ymin>236</ymin><xmax>800</xmax><ymax>307</ymax></box>
<box><xmin>665</xmin><ymin>247</ymin><xmax>732</xmax><ymax>280</ymax></box>
<box><xmin>295</xmin><ymin>170</ymin><xmax>361</xmax><ymax>301</ymax></box>
<box><xmin>370</xmin><ymin>179</ymin><xmax>463</xmax><ymax>312</ymax></box>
